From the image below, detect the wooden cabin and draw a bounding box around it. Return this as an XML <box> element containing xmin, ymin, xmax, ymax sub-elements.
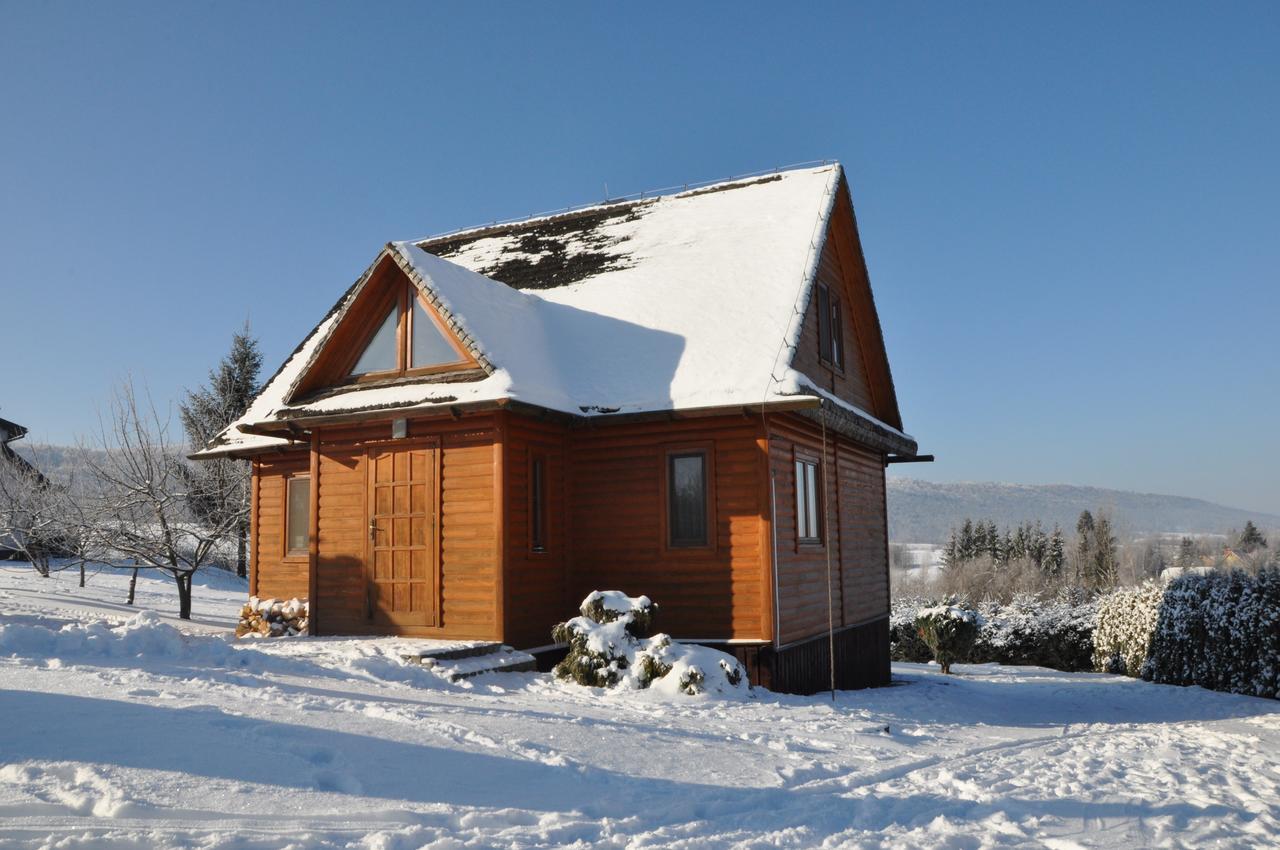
<box><xmin>197</xmin><ymin>164</ymin><xmax>924</xmax><ymax>693</ymax></box>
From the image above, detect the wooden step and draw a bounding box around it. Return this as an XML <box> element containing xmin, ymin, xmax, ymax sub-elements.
<box><xmin>399</xmin><ymin>642</ymin><xmax>503</xmax><ymax>664</ymax></box>
<box><xmin>399</xmin><ymin>641</ymin><xmax>537</xmax><ymax>681</ymax></box>
<box><xmin>444</xmin><ymin>649</ymin><xmax>538</xmax><ymax>682</ymax></box>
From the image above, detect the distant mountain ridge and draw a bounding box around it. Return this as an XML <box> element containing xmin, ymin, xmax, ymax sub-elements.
<box><xmin>888</xmin><ymin>478</ymin><xmax>1280</xmax><ymax>544</ymax></box>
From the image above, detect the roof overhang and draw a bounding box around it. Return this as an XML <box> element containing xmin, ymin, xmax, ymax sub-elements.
<box><xmin>192</xmin><ymin>392</ymin><xmax>917</xmax><ymax>460</ymax></box>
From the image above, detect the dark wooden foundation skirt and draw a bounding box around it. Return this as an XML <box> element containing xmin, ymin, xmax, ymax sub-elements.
<box><xmin>710</xmin><ymin>617</ymin><xmax>890</xmax><ymax>695</ymax></box>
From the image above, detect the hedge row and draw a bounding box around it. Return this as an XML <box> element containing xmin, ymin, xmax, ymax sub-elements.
<box><xmin>890</xmin><ymin>594</ymin><xmax>1096</xmax><ymax>672</ymax></box>
<box><xmin>894</xmin><ymin>568</ymin><xmax>1279</xmax><ymax>700</ymax></box>
<box><xmin>1141</xmin><ymin>569</ymin><xmax>1280</xmax><ymax>699</ymax></box>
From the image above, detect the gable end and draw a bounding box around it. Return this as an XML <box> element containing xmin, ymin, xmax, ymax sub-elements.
<box><xmin>788</xmin><ymin>176</ymin><xmax>903</xmax><ymax>432</ymax></box>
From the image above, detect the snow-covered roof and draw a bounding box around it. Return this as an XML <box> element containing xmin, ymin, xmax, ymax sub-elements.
<box><xmin>198</xmin><ymin>164</ymin><xmax>915</xmax><ymax>458</ymax></box>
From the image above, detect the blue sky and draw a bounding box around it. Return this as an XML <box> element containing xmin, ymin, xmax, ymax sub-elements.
<box><xmin>2</xmin><ymin>3</ymin><xmax>1277</xmax><ymax>514</ymax></box>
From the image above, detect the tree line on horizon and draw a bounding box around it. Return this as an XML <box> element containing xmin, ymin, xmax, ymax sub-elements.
<box><xmin>921</xmin><ymin>511</ymin><xmax>1274</xmax><ymax>601</ymax></box>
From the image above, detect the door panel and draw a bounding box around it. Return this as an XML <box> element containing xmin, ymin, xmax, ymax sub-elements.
<box><xmin>366</xmin><ymin>441</ymin><xmax>438</xmax><ymax>627</ymax></box>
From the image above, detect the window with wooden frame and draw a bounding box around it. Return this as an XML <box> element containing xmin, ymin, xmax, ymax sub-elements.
<box><xmin>345</xmin><ymin>284</ymin><xmax>472</xmax><ymax>382</ymax></box>
<box><xmin>815</xmin><ymin>282</ymin><xmax>845</xmax><ymax>370</ymax></box>
<box><xmin>665</xmin><ymin>447</ymin><xmax>714</xmax><ymax>549</ymax></box>
<box><xmin>529</xmin><ymin>452</ymin><xmax>548</xmax><ymax>553</ymax></box>
<box><xmin>284</xmin><ymin>474</ymin><xmax>311</xmax><ymax>557</ymax></box>
<box><xmin>794</xmin><ymin>456</ymin><xmax>822</xmax><ymax>544</ymax></box>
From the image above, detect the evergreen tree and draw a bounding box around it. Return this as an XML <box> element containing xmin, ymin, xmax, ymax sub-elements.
<box><xmin>942</xmin><ymin>527</ymin><xmax>960</xmax><ymax>569</ymax></box>
<box><xmin>180</xmin><ymin>324</ymin><xmax>262</xmax><ymax>578</ymax></box>
<box><xmin>1075</xmin><ymin>510</ymin><xmax>1095</xmax><ymax>585</ymax></box>
<box><xmin>1237</xmin><ymin>521</ymin><xmax>1267</xmax><ymax>553</ymax></box>
<box><xmin>1046</xmin><ymin>527</ymin><xmax>1066</xmax><ymax>576</ymax></box>
<box><xmin>970</xmin><ymin>519</ymin><xmax>987</xmax><ymax>560</ymax></box>
<box><xmin>1029</xmin><ymin>521</ymin><xmax>1048</xmax><ymax>570</ymax></box>
<box><xmin>1089</xmin><ymin>514</ymin><xmax>1118</xmax><ymax>589</ymax></box>
<box><xmin>985</xmin><ymin>520</ymin><xmax>1001</xmax><ymax>562</ymax></box>
<box><xmin>958</xmin><ymin>519</ymin><xmax>976</xmax><ymax>562</ymax></box>
<box><xmin>1176</xmin><ymin>536</ymin><xmax>1197</xmax><ymax>568</ymax></box>
<box><xmin>1010</xmin><ymin>523</ymin><xmax>1030</xmax><ymax>563</ymax></box>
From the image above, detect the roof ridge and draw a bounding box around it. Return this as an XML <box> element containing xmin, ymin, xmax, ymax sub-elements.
<box><xmin>410</xmin><ymin>161</ymin><xmax>840</xmax><ymax>248</ymax></box>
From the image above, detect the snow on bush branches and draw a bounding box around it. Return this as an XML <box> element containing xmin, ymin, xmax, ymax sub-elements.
<box><xmin>1092</xmin><ymin>582</ymin><xmax>1162</xmax><ymax>676</ymax></box>
<box><xmin>896</xmin><ymin>569</ymin><xmax>1279</xmax><ymax>699</ymax></box>
<box><xmin>913</xmin><ymin>603</ymin><xmax>980</xmax><ymax>674</ymax></box>
<box><xmin>1142</xmin><ymin>568</ymin><xmax>1280</xmax><ymax>699</ymax></box>
<box><xmin>894</xmin><ymin>594</ymin><xmax>1095</xmax><ymax>673</ymax></box>
<box><xmin>552</xmin><ymin>591</ymin><xmax>749</xmax><ymax>696</ymax></box>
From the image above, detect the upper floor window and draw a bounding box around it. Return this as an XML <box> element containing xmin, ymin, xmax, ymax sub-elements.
<box><xmin>347</xmin><ymin>285</ymin><xmax>471</xmax><ymax>380</ymax></box>
<box><xmin>816</xmin><ymin>282</ymin><xmax>845</xmax><ymax>370</ymax></box>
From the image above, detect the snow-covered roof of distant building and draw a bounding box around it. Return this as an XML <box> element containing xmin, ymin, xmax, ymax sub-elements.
<box><xmin>197</xmin><ymin>163</ymin><xmax>915</xmax><ymax>458</ymax></box>
<box><xmin>0</xmin><ymin>417</ymin><xmax>26</xmax><ymax>444</ymax></box>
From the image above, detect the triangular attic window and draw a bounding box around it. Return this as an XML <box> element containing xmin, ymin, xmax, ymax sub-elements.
<box><xmin>290</xmin><ymin>258</ymin><xmax>481</xmax><ymax>400</ymax></box>
<box><xmin>411</xmin><ymin>298</ymin><xmax>460</xmax><ymax>368</ymax></box>
<box><xmin>350</xmin><ymin>303</ymin><xmax>400</xmax><ymax>376</ymax></box>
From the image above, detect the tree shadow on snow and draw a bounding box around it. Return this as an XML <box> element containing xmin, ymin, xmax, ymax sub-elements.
<box><xmin>0</xmin><ymin>690</ymin><xmax>778</xmax><ymax>817</ymax></box>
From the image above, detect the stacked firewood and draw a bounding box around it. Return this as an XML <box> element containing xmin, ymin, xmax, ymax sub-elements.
<box><xmin>236</xmin><ymin>597</ymin><xmax>309</xmax><ymax>638</ymax></box>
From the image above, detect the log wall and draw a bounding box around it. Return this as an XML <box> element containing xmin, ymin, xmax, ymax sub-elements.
<box><xmin>501</xmin><ymin>413</ymin><xmax>571</xmax><ymax>648</ymax></box>
<box><xmin>767</xmin><ymin>412</ymin><xmax>889</xmax><ymax>646</ymax></box>
<box><xmin>251</xmin><ymin>414</ymin><xmax>502</xmax><ymax>639</ymax></box>
<box><xmin>250</xmin><ymin>452</ymin><xmax>310</xmax><ymax>600</ymax></box>
<box><xmin>565</xmin><ymin>415</ymin><xmax>771</xmax><ymax>641</ymax></box>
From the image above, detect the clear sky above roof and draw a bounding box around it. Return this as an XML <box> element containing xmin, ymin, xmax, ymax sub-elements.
<box><xmin>2</xmin><ymin>2</ymin><xmax>1276</xmax><ymax>513</ymax></box>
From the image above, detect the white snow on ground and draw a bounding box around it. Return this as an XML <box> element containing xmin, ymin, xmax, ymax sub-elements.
<box><xmin>1</xmin><ymin>563</ymin><xmax>1278</xmax><ymax>849</ymax></box>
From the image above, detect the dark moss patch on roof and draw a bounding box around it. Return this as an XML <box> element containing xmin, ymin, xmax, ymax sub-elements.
<box><xmin>674</xmin><ymin>173</ymin><xmax>782</xmax><ymax>199</ymax></box>
<box><xmin>418</xmin><ymin>202</ymin><xmax>646</xmax><ymax>290</ymax></box>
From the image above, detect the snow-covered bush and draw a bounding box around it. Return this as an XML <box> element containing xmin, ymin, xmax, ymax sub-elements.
<box><xmin>895</xmin><ymin>594</ymin><xmax>1096</xmax><ymax>671</ymax></box>
<box><xmin>914</xmin><ymin>603</ymin><xmax>980</xmax><ymax>674</ymax></box>
<box><xmin>552</xmin><ymin>591</ymin><xmax>748</xmax><ymax>696</ymax></box>
<box><xmin>1092</xmin><ymin>581</ymin><xmax>1163</xmax><ymax>676</ymax></box>
<box><xmin>975</xmin><ymin>595</ymin><xmax>1097</xmax><ymax>672</ymax></box>
<box><xmin>889</xmin><ymin>597</ymin><xmax>933</xmax><ymax>662</ymax></box>
<box><xmin>1142</xmin><ymin>568</ymin><xmax>1280</xmax><ymax>699</ymax></box>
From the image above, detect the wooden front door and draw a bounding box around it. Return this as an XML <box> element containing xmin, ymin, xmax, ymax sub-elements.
<box><xmin>365</xmin><ymin>441</ymin><xmax>439</xmax><ymax>628</ymax></box>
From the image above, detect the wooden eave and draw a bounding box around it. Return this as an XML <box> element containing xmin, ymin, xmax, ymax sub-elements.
<box><xmin>206</xmin><ymin>392</ymin><xmax>911</xmax><ymax>461</ymax></box>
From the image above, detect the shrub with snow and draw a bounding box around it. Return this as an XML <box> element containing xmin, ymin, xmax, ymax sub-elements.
<box><xmin>1142</xmin><ymin>568</ymin><xmax>1280</xmax><ymax>699</ymax></box>
<box><xmin>552</xmin><ymin>591</ymin><xmax>748</xmax><ymax>696</ymax></box>
<box><xmin>914</xmin><ymin>603</ymin><xmax>980</xmax><ymax>674</ymax></box>
<box><xmin>975</xmin><ymin>594</ymin><xmax>1097</xmax><ymax>672</ymax></box>
<box><xmin>889</xmin><ymin>597</ymin><xmax>934</xmax><ymax>662</ymax></box>
<box><xmin>1091</xmin><ymin>581</ymin><xmax>1163</xmax><ymax>676</ymax></box>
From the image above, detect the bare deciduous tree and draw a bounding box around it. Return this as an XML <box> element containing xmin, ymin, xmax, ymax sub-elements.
<box><xmin>87</xmin><ymin>381</ymin><xmax>239</xmax><ymax>619</ymax></box>
<box><xmin>0</xmin><ymin>457</ymin><xmax>66</xmax><ymax>578</ymax></box>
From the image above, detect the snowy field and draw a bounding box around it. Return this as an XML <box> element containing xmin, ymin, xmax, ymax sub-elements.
<box><xmin>0</xmin><ymin>564</ymin><xmax>1277</xmax><ymax>849</ymax></box>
